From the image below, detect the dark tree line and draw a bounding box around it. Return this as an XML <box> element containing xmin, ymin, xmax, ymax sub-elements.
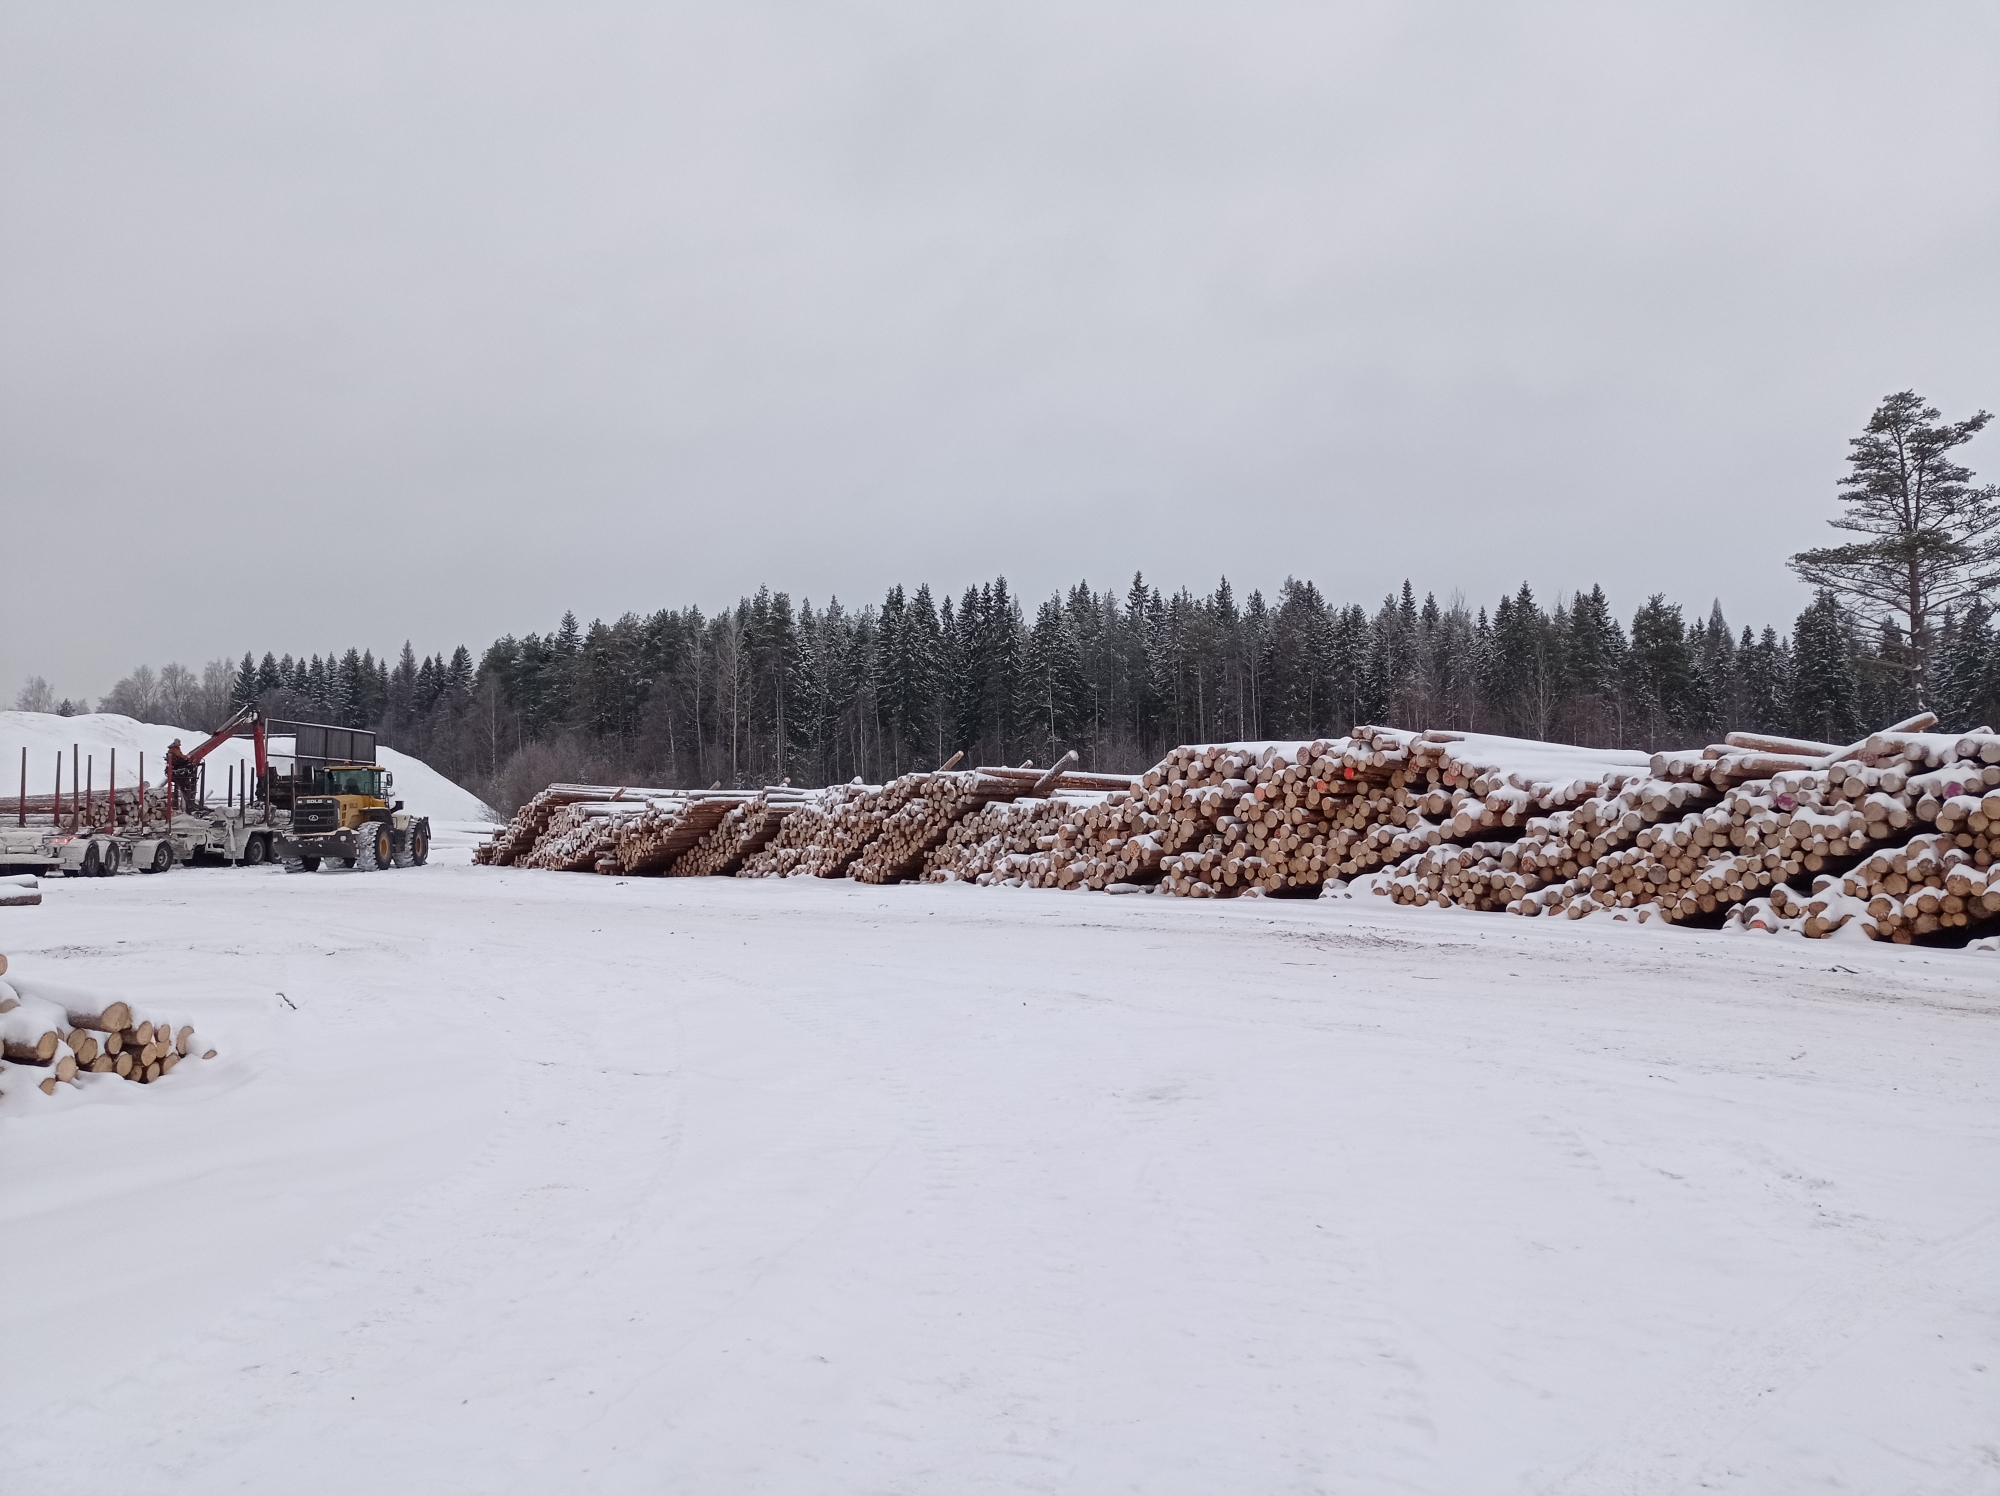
<box><xmin>218</xmin><ymin>574</ymin><xmax>2000</xmax><ymax>814</ymax></box>
<box><xmin>62</xmin><ymin>390</ymin><xmax>1988</xmax><ymax>813</ymax></box>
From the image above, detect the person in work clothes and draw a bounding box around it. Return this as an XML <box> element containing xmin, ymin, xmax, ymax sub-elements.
<box><xmin>165</xmin><ymin>739</ymin><xmax>198</xmax><ymax>814</ymax></box>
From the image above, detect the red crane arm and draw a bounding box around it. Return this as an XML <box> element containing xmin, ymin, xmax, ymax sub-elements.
<box><xmin>182</xmin><ymin>707</ymin><xmax>263</xmax><ymax>770</ymax></box>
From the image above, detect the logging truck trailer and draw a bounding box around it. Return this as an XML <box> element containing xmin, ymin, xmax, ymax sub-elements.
<box><xmin>0</xmin><ymin>825</ymin><xmax>125</xmax><ymax>878</ymax></box>
<box><xmin>120</xmin><ymin>804</ymin><xmax>292</xmax><ymax>874</ymax></box>
<box><xmin>0</xmin><ymin>807</ymin><xmax>291</xmax><ymax>877</ymax></box>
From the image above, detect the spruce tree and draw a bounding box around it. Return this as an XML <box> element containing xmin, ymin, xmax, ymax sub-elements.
<box><xmin>1325</xmin><ymin>601</ymin><xmax>1369</xmax><ymax>731</ymax></box>
<box><xmin>1693</xmin><ymin>602</ymin><xmax>1734</xmax><ymax>739</ymax></box>
<box><xmin>1242</xmin><ymin>589</ymin><xmax>1270</xmax><ymax>740</ymax></box>
<box><xmin>1788</xmin><ymin>591</ymin><xmax>1860</xmax><ymax>743</ymax></box>
<box><xmin>1562</xmin><ymin>586</ymin><xmax>1625</xmax><ymax>745</ymax></box>
<box><xmin>1491</xmin><ymin>584</ymin><xmax>1554</xmax><ymax>739</ymax></box>
<box><xmin>1018</xmin><ymin>598</ymin><xmax>1086</xmax><ymax>762</ymax></box>
<box><xmin>980</xmin><ymin>579</ymin><xmax>1024</xmax><ymax>764</ymax></box>
<box><xmin>231</xmin><ymin>652</ymin><xmax>258</xmax><ymax>708</ymax></box>
<box><xmin>1625</xmin><ymin>596</ymin><xmax>1702</xmax><ymax>746</ymax></box>
<box><xmin>1936</xmin><ymin>600</ymin><xmax>1996</xmax><ymax>730</ymax></box>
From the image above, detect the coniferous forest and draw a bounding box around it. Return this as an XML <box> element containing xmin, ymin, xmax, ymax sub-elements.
<box><xmin>163</xmin><ymin>574</ymin><xmax>1992</xmax><ymax>814</ymax></box>
<box><xmin>61</xmin><ymin>392</ymin><xmax>2000</xmax><ymax>813</ymax></box>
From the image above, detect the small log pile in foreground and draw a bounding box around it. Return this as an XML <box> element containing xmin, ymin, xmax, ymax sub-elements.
<box><xmin>0</xmin><ymin>959</ymin><xmax>217</xmax><ymax>1099</ymax></box>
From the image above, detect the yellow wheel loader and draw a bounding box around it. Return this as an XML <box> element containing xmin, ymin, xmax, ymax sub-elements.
<box><xmin>273</xmin><ymin>763</ymin><xmax>431</xmax><ymax>873</ymax></box>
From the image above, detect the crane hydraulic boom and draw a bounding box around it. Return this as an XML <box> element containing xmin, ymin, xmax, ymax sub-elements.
<box><xmin>180</xmin><ymin>706</ymin><xmax>270</xmax><ymax>782</ymax></box>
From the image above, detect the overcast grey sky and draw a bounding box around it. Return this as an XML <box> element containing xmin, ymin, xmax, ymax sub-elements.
<box><xmin>4</xmin><ymin>1</ymin><xmax>1996</xmax><ymax>703</ymax></box>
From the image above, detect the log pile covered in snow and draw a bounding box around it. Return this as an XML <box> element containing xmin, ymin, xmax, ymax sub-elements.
<box><xmin>846</xmin><ymin>773</ymin><xmax>1041</xmax><ymax>885</ymax></box>
<box><xmin>473</xmin><ymin>785</ymin><xmax>815</xmax><ymax>875</ymax></box>
<box><xmin>734</xmin><ymin>781</ymin><xmax>885</xmax><ymax>879</ymax></box>
<box><xmin>474</xmin><ymin>715</ymin><xmax>2000</xmax><ymax>949</ymax></box>
<box><xmin>669</xmin><ymin>796</ymin><xmax>805</xmax><ymax>877</ymax></box>
<box><xmin>924</xmin><ymin>796</ymin><xmax>1097</xmax><ymax>885</ymax></box>
<box><xmin>0</xmin><ymin>956</ymin><xmax>217</xmax><ymax>1099</ymax></box>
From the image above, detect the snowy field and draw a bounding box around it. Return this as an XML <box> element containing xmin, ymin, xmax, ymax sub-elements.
<box><xmin>1</xmin><ymin>835</ymin><xmax>1995</xmax><ymax>1494</ymax></box>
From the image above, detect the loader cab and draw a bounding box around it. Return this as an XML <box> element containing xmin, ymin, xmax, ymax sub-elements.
<box><xmin>299</xmin><ymin>763</ymin><xmax>397</xmax><ymax>832</ymax></box>
<box><xmin>316</xmin><ymin>765</ymin><xmax>392</xmax><ymax>804</ymax></box>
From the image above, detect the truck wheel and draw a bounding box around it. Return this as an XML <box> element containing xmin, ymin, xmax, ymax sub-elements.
<box><xmin>242</xmin><ymin>835</ymin><xmax>268</xmax><ymax>867</ymax></box>
<box><xmin>355</xmin><ymin>826</ymin><xmax>391</xmax><ymax>872</ymax></box>
<box><xmin>151</xmin><ymin>843</ymin><xmax>174</xmax><ymax>874</ymax></box>
<box><xmin>81</xmin><ymin>843</ymin><xmax>101</xmax><ymax>877</ymax></box>
<box><xmin>410</xmin><ymin>828</ymin><xmax>429</xmax><ymax>866</ymax></box>
<box><xmin>96</xmin><ymin>842</ymin><xmax>119</xmax><ymax>876</ymax></box>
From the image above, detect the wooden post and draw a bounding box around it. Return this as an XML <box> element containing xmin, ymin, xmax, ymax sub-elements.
<box><xmin>16</xmin><ymin>746</ymin><xmax>23</xmax><ymax>826</ymax></box>
<box><xmin>53</xmin><ymin>752</ymin><xmax>62</xmax><ymax>829</ymax></box>
<box><xmin>138</xmin><ymin>752</ymin><xmax>145</xmax><ymax>830</ymax></box>
<box><xmin>87</xmin><ymin>755</ymin><xmax>93</xmax><ymax>829</ymax></box>
<box><xmin>109</xmin><ymin>748</ymin><xmax>117</xmax><ymax>835</ymax></box>
<box><xmin>200</xmin><ymin>762</ymin><xmax>206</xmax><ymax>809</ymax></box>
<box><xmin>72</xmin><ymin>743</ymin><xmax>79</xmax><ymax>831</ymax></box>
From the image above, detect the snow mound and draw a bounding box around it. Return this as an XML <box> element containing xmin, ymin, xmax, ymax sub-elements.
<box><xmin>0</xmin><ymin>711</ymin><xmax>493</xmax><ymax>823</ymax></box>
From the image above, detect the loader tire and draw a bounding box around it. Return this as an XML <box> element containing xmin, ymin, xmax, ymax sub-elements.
<box><xmin>281</xmin><ymin>855</ymin><xmax>320</xmax><ymax>874</ymax></box>
<box><xmin>355</xmin><ymin>826</ymin><xmax>391</xmax><ymax>872</ymax></box>
<box><xmin>391</xmin><ymin>826</ymin><xmax>429</xmax><ymax>868</ymax></box>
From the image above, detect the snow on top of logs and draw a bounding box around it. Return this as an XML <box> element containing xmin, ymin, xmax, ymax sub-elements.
<box><xmin>1406</xmin><ymin>732</ymin><xmax>1652</xmax><ymax>784</ymax></box>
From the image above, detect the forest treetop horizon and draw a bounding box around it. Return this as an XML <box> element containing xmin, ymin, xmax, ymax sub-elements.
<box><xmin>1789</xmin><ymin>389</ymin><xmax>1997</xmax><ymax>705</ymax></box>
<box><xmin>23</xmin><ymin>389</ymin><xmax>2000</xmax><ymax>811</ymax></box>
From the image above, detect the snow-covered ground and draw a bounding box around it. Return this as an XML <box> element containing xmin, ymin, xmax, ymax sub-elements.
<box><xmin>0</xmin><ymin>847</ymin><xmax>1994</xmax><ymax>1493</ymax></box>
<box><xmin>0</xmin><ymin>710</ymin><xmax>493</xmax><ymax>823</ymax></box>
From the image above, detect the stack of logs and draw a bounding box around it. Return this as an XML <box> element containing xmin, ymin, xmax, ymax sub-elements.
<box><xmin>474</xmin><ymin>785</ymin><xmax>817</xmax><ymax>875</ymax></box>
<box><xmin>608</xmin><ymin>795</ymin><xmax>775</xmax><ymax>876</ymax></box>
<box><xmin>923</xmin><ymin>797</ymin><xmax>1085</xmax><ymax>885</ymax></box>
<box><xmin>736</xmin><ymin>782</ymin><xmax>883</xmax><ymax>879</ymax></box>
<box><xmin>1031</xmin><ymin>743</ymin><xmax>1283</xmax><ymax>893</ymax></box>
<box><xmin>474</xmin><ymin>714</ymin><xmax>2000</xmax><ymax>948</ymax></box>
<box><xmin>670</xmin><ymin>797</ymin><xmax>804</xmax><ymax>877</ymax></box>
<box><xmin>1378</xmin><ymin>717</ymin><xmax>2000</xmax><ymax>942</ymax></box>
<box><xmin>847</xmin><ymin>773</ymin><xmax>1043</xmax><ymax>885</ymax></box>
<box><xmin>0</xmin><ymin>958</ymin><xmax>216</xmax><ymax>1099</ymax></box>
<box><xmin>472</xmin><ymin>785</ymin><xmax>602</xmax><ymax>866</ymax></box>
<box><xmin>726</xmin><ymin>760</ymin><xmax>1128</xmax><ymax>882</ymax></box>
